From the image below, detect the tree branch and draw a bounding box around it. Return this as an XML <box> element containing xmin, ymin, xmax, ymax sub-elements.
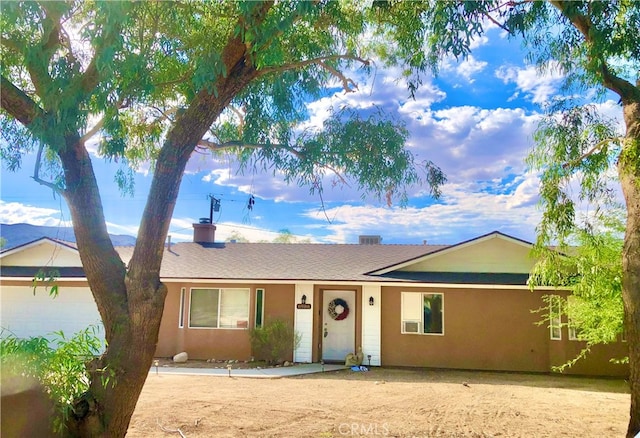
<box><xmin>32</xmin><ymin>142</ymin><xmax>62</xmax><ymax>193</ymax></box>
<box><xmin>551</xmin><ymin>1</ymin><xmax>640</xmax><ymax>103</ymax></box>
<box><xmin>318</xmin><ymin>61</ymin><xmax>357</xmax><ymax>92</ymax></box>
<box><xmin>197</xmin><ymin>139</ymin><xmax>302</xmax><ymax>157</ymax></box>
<box><xmin>0</xmin><ymin>35</ymin><xmax>23</xmax><ymax>53</ymax></box>
<box><xmin>75</xmin><ymin>5</ymin><xmax>129</xmax><ymax>96</ymax></box>
<box><xmin>152</xmin><ymin>70</ymin><xmax>194</xmax><ymax>89</ymax></box>
<box><xmin>0</xmin><ymin>75</ymin><xmax>45</xmax><ymax>127</ymax></box>
<box><xmin>480</xmin><ymin>11</ymin><xmax>513</xmax><ymax>34</ymax></box>
<box><xmin>562</xmin><ymin>137</ymin><xmax>623</xmax><ymax>169</ymax></box>
<box><xmin>257</xmin><ymin>54</ymin><xmax>371</xmax><ymax>85</ymax></box>
<box><xmin>195</xmin><ymin>138</ymin><xmax>350</xmax><ymax>189</ymax></box>
<box><xmin>228</xmin><ymin>105</ymin><xmax>246</xmax><ymax>133</ymax></box>
<box><xmin>79</xmin><ymin>97</ymin><xmax>128</xmax><ymax>143</ymax></box>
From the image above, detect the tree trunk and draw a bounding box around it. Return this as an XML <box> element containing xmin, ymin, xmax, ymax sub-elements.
<box><xmin>54</xmin><ymin>49</ymin><xmax>260</xmax><ymax>436</ymax></box>
<box><xmin>55</xmin><ymin>138</ymin><xmax>167</xmax><ymax>437</ymax></box>
<box><xmin>67</xmin><ymin>292</ymin><xmax>165</xmax><ymax>437</ymax></box>
<box><xmin>620</xmin><ymin>100</ymin><xmax>640</xmax><ymax>438</ymax></box>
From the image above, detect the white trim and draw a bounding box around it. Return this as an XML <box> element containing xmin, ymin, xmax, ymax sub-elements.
<box><xmin>1</xmin><ymin>276</ymin><xmax>566</xmax><ymax>291</ymax></box>
<box><xmin>187</xmin><ymin>287</ymin><xmax>250</xmax><ymax>330</ymax></box>
<box><xmin>157</xmin><ymin>278</ymin><xmax>560</xmax><ymax>290</ymax></box>
<box><xmin>549</xmin><ymin>296</ymin><xmax>562</xmax><ymax>340</ymax></box>
<box><xmin>293</xmin><ymin>284</ymin><xmax>313</xmax><ymax>363</ymax></box>
<box><xmin>178</xmin><ymin>287</ymin><xmax>185</xmax><ymax>328</ymax></box>
<box><xmin>401</xmin><ymin>291</ymin><xmax>445</xmax><ymax>336</ymax></box>
<box><xmin>361</xmin><ymin>285</ymin><xmax>381</xmax><ymax>366</ymax></box>
<box><xmin>0</xmin><ymin>277</ymin><xmax>89</xmax><ymax>282</ymax></box>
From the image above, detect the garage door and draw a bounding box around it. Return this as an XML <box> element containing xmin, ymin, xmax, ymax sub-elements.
<box><xmin>0</xmin><ymin>286</ymin><xmax>105</xmax><ymax>346</ymax></box>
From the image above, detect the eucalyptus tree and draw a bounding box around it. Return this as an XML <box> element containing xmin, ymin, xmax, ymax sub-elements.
<box><xmin>373</xmin><ymin>1</ymin><xmax>639</xmax><ymax>435</ymax></box>
<box><xmin>0</xmin><ymin>1</ymin><xmax>446</xmax><ymax>436</ymax></box>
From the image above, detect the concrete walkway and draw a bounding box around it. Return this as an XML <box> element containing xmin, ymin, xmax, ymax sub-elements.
<box><xmin>149</xmin><ymin>363</ymin><xmax>346</xmax><ymax>378</ymax></box>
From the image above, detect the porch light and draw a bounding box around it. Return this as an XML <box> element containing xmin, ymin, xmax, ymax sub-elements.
<box><xmin>369</xmin><ymin>296</ymin><xmax>374</xmax><ymax>306</ymax></box>
<box><xmin>301</xmin><ymin>294</ymin><xmax>307</xmax><ymax>304</ymax></box>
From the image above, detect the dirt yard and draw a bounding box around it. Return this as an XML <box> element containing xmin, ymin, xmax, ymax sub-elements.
<box><xmin>128</xmin><ymin>367</ymin><xmax>630</xmax><ymax>437</ymax></box>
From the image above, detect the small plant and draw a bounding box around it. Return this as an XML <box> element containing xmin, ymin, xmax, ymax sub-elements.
<box><xmin>249</xmin><ymin>318</ymin><xmax>301</xmax><ymax>365</ymax></box>
<box><xmin>0</xmin><ymin>325</ymin><xmax>104</xmax><ymax>434</ymax></box>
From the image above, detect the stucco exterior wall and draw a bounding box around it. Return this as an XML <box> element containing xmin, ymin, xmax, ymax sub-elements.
<box><xmin>155</xmin><ymin>283</ymin><xmax>295</xmax><ymax>361</ymax></box>
<box><xmin>1</xmin><ymin>242</ymin><xmax>82</xmax><ymax>267</ymax></box>
<box><xmin>381</xmin><ymin>286</ymin><xmax>552</xmax><ymax>372</ymax></box>
<box><xmin>380</xmin><ymin>285</ymin><xmax>629</xmax><ymax>377</ymax></box>
<box><xmin>401</xmin><ymin>236</ymin><xmax>535</xmax><ymax>273</ymax></box>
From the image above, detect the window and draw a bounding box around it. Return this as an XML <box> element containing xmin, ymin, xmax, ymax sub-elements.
<box><xmin>255</xmin><ymin>289</ymin><xmax>265</xmax><ymax>328</ymax></box>
<box><xmin>549</xmin><ymin>296</ymin><xmax>562</xmax><ymax>340</ymax></box>
<box><xmin>568</xmin><ymin>325</ymin><xmax>580</xmax><ymax>341</ymax></box>
<box><xmin>401</xmin><ymin>292</ymin><xmax>444</xmax><ymax>335</ymax></box>
<box><xmin>178</xmin><ymin>288</ymin><xmax>186</xmax><ymax>328</ymax></box>
<box><xmin>567</xmin><ymin>296</ymin><xmax>582</xmax><ymax>341</ymax></box>
<box><xmin>189</xmin><ymin>288</ymin><xmax>250</xmax><ymax>329</ymax></box>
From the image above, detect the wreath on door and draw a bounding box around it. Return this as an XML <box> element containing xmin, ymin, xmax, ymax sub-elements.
<box><xmin>328</xmin><ymin>298</ymin><xmax>349</xmax><ymax>321</ymax></box>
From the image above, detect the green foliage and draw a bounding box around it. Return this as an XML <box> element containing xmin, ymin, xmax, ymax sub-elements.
<box><xmin>32</xmin><ymin>268</ymin><xmax>61</xmax><ymax>297</ymax></box>
<box><xmin>527</xmin><ymin>102</ymin><xmax>622</xmax><ymax>244</ymax></box>
<box><xmin>529</xmin><ymin>212</ymin><xmax>626</xmax><ymax>368</ymax></box>
<box><xmin>1</xmin><ymin>0</ymin><xmax>448</xmax><ymax>204</ymax></box>
<box><xmin>249</xmin><ymin>318</ymin><xmax>301</xmax><ymax>365</ymax></box>
<box><xmin>0</xmin><ymin>326</ymin><xmax>104</xmax><ymax>434</ymax></box>
<box><xmin>225</xmin><ymin>230</ymin><xmax>250</xmax><ymax>243</ymax></box>
<box><xmin>272</xmin><ymin>229</ymin><xmax>311</xmax><ymax>244</ymax></box>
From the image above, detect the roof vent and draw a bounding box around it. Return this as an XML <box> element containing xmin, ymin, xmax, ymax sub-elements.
<box><xmin>359</xmin><ymin>235</ymin><xmax>382</xmax><ymax>245</ymax></box>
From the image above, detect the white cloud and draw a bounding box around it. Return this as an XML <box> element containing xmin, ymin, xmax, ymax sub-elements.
<box><xmin>0</xmin><ymin>201</ymin><xmax>70</xmax><ymax>226</ymax></box>
<box><xmin>441</xmin><ymin>55</ymin><xmax>488</xmax><ymax>83</ymax></box>
<box><xmin>495</xmin><ymin>64</ymin><xmax>564</xmax><ymax>104</ymax></box>
<box><xmin>302</xmin><ymin>176</ymin><xmax>543</xmax><ymax>245</ymax></box>
<box><xmin>456</xmin><ymin>56</ymin><xmax>488</xmax><ymax>83</ymax></box>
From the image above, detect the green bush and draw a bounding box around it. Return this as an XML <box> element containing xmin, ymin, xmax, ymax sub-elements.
<box><xmin>249</xmin><ymin>318</ymin><xmax>301</xmax><ymax>365</ymax></box>
<box><xmin>0</xmin><ymin>326</ymin><xmax>104</xmax><ymax>434</ymax></box>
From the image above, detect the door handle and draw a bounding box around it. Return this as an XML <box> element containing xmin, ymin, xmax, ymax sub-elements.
<box><xmin>324</xmin><ymin>328</ymin><xmax>328</xmax><ymax>338</ymax></box>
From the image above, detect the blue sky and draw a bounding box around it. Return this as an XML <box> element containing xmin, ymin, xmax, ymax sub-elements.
<box><xmin>0</xmin><ymin>26</ymin><xmax>623</xmax><ymax>245</ymax></box>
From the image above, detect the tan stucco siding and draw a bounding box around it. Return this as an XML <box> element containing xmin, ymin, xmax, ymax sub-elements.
<box><xmin>155</xmin><ymin>283</ymin><xmax>295</xmax><ymax>361</ymax></box>
<box><xmin>263</xmin><ymin>284</ymin><xmax>295</xmax><ymax>326</ymax></box>
<box><xmin>1</xmin><ymin>242</ymin><xmax>82</xmax><ymax>267</ymax></box>
<box><xmin>401</xmin><ymin>237</ymin><xmax>535</xmax><ymax>273</ymax></box>
<box><xmin>380</xmin><ymin>286</ymin><xmax>551</xmax><ymax>372</ymax></box>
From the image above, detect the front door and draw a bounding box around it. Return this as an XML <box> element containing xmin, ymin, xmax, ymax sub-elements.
<box><xmin>322</xmin><ymin>290</ymin><xmax>355</xmax><ymax>362</ymax></box>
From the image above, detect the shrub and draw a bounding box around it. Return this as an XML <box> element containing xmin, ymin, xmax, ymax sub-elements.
<box><xmin>0</xmin><ymin>325</ymin><xmax>103</xmax><ymax>434</ymax></box>
<box><xmin>249</xmin><ymin>318</ymin><xmax>301</xmax><ymax>365</ymax></box>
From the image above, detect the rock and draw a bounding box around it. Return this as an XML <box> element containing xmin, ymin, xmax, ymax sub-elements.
<box><xmin>173</xmin><ymin>352</ymin><xmax>188</xmax><ymax>363</ymax></box>
<box><xmin>284</xmin><ymin>361</ymin><xmax>291</xmax><ymax>367</ymax></box>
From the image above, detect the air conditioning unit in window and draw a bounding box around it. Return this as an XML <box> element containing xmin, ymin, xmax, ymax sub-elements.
<box><xmin>403</xmin><ymin>321</ymin><xmax>420</xmax><ymax>333</ymax></box>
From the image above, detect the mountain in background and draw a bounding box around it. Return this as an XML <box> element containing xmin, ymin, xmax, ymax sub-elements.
<box><xmin>0</xmin><ymin>223</ymin><xmax>136</xmax><ymax>250</ymax></box>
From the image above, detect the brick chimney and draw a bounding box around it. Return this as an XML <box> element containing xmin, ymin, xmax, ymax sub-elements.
<box><xmin>193</xmin><ymin>219</ymin><xmax>216</xmax><ymax>243</ymax></box>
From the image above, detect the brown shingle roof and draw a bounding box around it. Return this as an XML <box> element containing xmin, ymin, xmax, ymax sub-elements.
<box><xmin>117</xmin><ymin>242</ymin><xmax>447</xmax><ymax>282</ymax></box>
